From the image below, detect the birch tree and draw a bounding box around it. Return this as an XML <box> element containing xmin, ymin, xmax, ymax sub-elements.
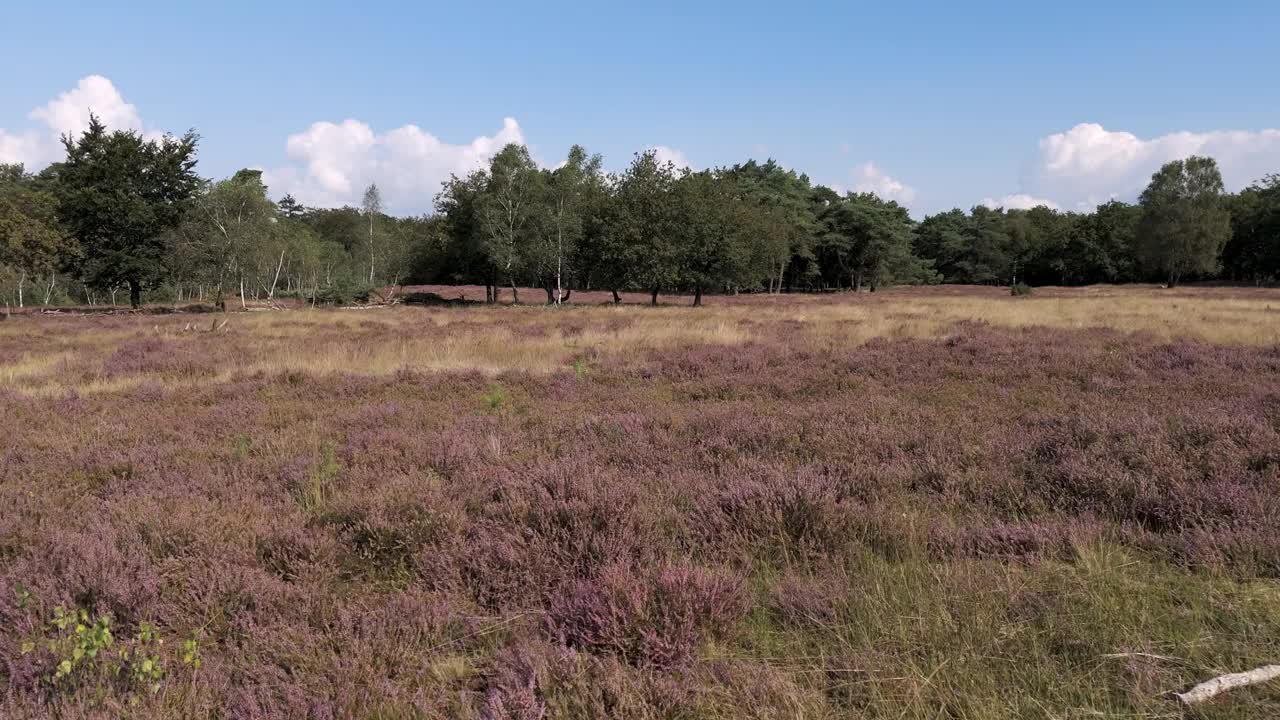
<box><xmin>479</xmin><ymin>144</ymin><xmax>542</xmax><ymax>303</ymax></box>
<box><xmin>362</xmin><ymin>183</ymin><xmax>383</xmax><ymax>284</ymax></box>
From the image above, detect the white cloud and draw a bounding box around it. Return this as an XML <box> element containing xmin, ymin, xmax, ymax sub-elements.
<box><xmin>979</xmin><ymin>193</ymin><xmax>1059</xmax><ymax>211</ymax></box>
<box><xmin>1024</xmin><ymin>122</ymin><xmax>1280</xmax><ymax>209</ymax></box>
<box><xmin>0</xmin><ymin>75</ymin><xmax>154</xmax><ymax>170</ymax></box>
<box><xmin>647</xmin><ymin>144</ymin><xmax>691</xmax><ymax>171</ymax></box>
<box><xmin>263</xmin><ymin>117</ymin><xmax>524</xmax><ymax>212</ymax></box>
<box><xmin>852</xmin><ymin>162</ymin><xmax>917</xmax><ymax>205</ymax></box>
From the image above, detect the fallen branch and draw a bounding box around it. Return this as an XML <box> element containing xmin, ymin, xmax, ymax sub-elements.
<box><xmin>1174</xmin><ymin>664</ymin><xmax>1280</xmax><ymax>705</ymax></box>
<box><xmin>1102</xmin><ymin>652</ymin><xmax>1183</xmax><ymax>664</ymax></box>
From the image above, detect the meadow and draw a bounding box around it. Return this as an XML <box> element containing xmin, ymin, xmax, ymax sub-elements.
<box><xmin>2</xmin><ymin>285</ymin><xmax>1279</xmax><ymax>718</ymax></box>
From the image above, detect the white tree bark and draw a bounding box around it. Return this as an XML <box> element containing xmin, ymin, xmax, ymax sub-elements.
<box><xmin>1175</xmin><ymin>665</ymin><xmax>1280</xmax><ymax>705</ymax></box>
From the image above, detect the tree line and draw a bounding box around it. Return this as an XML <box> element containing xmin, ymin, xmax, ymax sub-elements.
<box><xmin>2</xmin><ymin>117</ymin><xmax>1278</xmax><ymax>309</ymax></box>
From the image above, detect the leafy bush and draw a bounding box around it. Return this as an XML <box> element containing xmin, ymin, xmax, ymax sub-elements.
<box><xmin>1010</xmin><ymin>282</ymin><xmax>1034</xmax><ymax>296</ymax></box>
<box><xmin>310</xmin><ymin>280</ymin><xmax>373</xmax><ymax>306</ymax></box>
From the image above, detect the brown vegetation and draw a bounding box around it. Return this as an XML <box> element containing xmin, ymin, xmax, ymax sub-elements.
<box><xmin>1</xmin><ymin>286</ymin><xmax>1279</xmax><ymax>718</ymax></box>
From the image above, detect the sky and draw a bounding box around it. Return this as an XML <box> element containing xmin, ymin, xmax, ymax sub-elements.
<box><xmin>1</xmin><ymin>1</ymin><xmax>1277</xmax><ymax>217</ymax></box>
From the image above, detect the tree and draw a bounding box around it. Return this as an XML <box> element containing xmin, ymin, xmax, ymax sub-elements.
<box><xmin>1137</xmin><ymin>156</ymin><xmax>1231</xmax><ymax>286</ymax></box>
<box><xmin>435</xmin><ymin>170</ymin><xmax>494</xmax><ymax>299</ymax></box>
<box><xmin>479</xmin><ymin>144</ymin><xmax>543</xmax><ymax>303</ymax></box>
<box><xmin>1061</xmin><ymin>201</ymin><xmax>1139</xmax><ymax>284</ymax></box>
<box><xmin>723</xmin><ymin>160</ymin><xmax>817</xmax><ymax>292</ymax></box>
<box><xmin>278</xmin><ymin>194</ymin><xmax>306</xmax><ymax>219</ymax></box>
<box><xmin>818</xmin><ymin>192</ymin><xmax>926</xmax><ymax>292</ymax></box>
<box><xmin>188</xmin><ymin>169</ymin><xmax>277</xmax><ymax>309</ymax></box>
<box><xmin>55</xmin><ymin>115</ymin><xmax>201</xmax><ymax>308</ymax></box>
<box><xmin>0</xmin><ymin>165</ymin><xmax>69</xmax><ymax>307</ymax></box>
<box><xmin>673</xmin><ymin>170</ymin><xmax>755</xmax><ymax>306</ymax></box>
<box><xmin>610</xmin><ymin>151</ymin><xmax>680</xmax><ymax>305</ymax></box>
<box><xmin>538</xmin><ymin>145</ymin><xmax>604</xmax><ymax>304</ymax></box>
<box><xmin>362</xmin><ymin>183</ymin><xmax>383</xmax><ymax>284</ymax></box>
<box><xmin>1222</xmin><ymin>175</ymin><xmax>1280</xmax><ymax>284</ymax></box>
<box><xmin>912</xmin><ymin>209</ymin><xmax>970</xmax><ymax>284</ymax></box>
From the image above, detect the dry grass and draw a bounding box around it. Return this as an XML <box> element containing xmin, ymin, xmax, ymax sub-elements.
<box><xmin>1</xmin><ymin>284</ymin><xmax>1277</xmax><ymax>396</ymax></box>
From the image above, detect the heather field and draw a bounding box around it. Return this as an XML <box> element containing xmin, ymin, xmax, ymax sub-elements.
<box><xmin>3</xmin><ymin>285</ymin><xmax>1280</xmax><ymax>719</ymax></box>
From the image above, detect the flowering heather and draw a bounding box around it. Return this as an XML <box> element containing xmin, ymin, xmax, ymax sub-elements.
<box><xmin>1</xmin><ymin>286</ymin><xmax>1280</xmax><ymax>718</ymax></box>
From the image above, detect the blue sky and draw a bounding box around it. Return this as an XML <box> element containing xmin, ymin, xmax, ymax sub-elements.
<box><xmin>2</xmin><ymin>1</ymin><xmax>1277</xmax><ymax>215</ymax></box>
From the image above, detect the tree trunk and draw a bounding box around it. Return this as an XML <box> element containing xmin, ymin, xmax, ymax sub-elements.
<box><xmin>544</xmin><ymin>285</ymin><xmax>555</xmax><ymax>305</ymax></box>
<box><xmin>562</xmin><ymin>288</ymin><xmax>571</xmax><ymax>303</ymax></box>
<box><xmin>43</xmin><ymin>273</ymin><xmax>56</xmax><ymax>305</ymax></box>
<box><xmin>368</xmin><ymin>212</ymin><xmax>375</xmax><ymax>284</ymax></box>
<box><xmin>267</xmin><ymin>249</ymin><xmax>285</xmax><ymax>299</ymax></box>
<box><xmin>650</xmin><ymin>287</ymin><xmax>659</xmax><ymax>306</ymax></box>
<box><xmin>510</xmin><ymin>281</ymin><xmax>519</xmax><ymax>305</ymax></box>
<box><xmin>612</xmin><ymin>289</ymin><xmax>621</xmax><ymax>304</ymax></box>
<box><xmin>854</xmin><ymin>270</ymin><xmax>864</xmax><ymax>293</ymax></box>
<box><xmin>693</xmin><ymin>285</ymin><xmax>703</xmax><ymax>307</ymax></box>
<box><xmin>16</xmin><ymin>270</ymin><xmax>25</xmax><ymax>308</ymax></box>
<box><xmin>555</xmin><ymin>228</ymin><xmax>563</xmax><ymax>305</ymax></box>
<box><xmin>240</xmin><ymin>275</ymin><xmax>247</xmax><ymax>310</ymax></box>
<box><xmin>128</xmin><ymin>280</ymin><xmax>141</xmax><ymax>309</ymax></box>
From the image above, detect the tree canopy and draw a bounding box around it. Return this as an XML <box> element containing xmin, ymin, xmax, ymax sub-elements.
<box><xmin>3</xmin><ymin>120</ymin><xmax>1279</xmax><ymax>310</ymax></box>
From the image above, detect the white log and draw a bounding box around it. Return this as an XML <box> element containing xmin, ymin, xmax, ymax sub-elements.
<box><xmin>1174</xmin><ymin>664</ymin><xmax>1280</xmax><ymax>705</ymax></box>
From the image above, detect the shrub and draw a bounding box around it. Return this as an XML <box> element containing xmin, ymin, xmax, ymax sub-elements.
<box><xmin>1010</xmin><ymin>282</ymin><xmax>1034</xmax><ymax>297</ymax></box>
<box><xmin>545</xmin><ymin>563</ymin><xmax>747</xmax><ymax>669</ymax></box>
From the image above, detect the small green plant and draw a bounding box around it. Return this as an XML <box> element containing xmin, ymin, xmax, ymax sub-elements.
<box><xmin>299</xmin><ymin>442</ymin><xmax>340</xmax><ymax>514</ymax></box>
<box><xmin>571</xmin><ymin>358</ymin><xmax>590</xmax><ymax>379</ymax></box>
<box><xmin>1010</xmin><ymin>282</ymin><xmax>1034</xmax><ymax>297</ymax></box>
<box><xmin>118</xmin><ymin>621</ymin><xmax>165</xmax><ymax>697</ymax></box>
<box><xmin>19</xmin><ymin>604</ymin><xmax>199</xmax><ymax>701</ymax></box>
<box><xmin>482</xmin><ymin>384</ymin><xmax>508</xmax><ymax>412</ymax></box>
<box><xmin>230</xmin><ymin>432</ymin><xmax>252</xmax><ymax>459</ymax></box>
<box><xmin>181</xmin><ymin>634</ymin><xmax>203</xmax><ymax>670</ymax></box>
<box><xmin>14</xmin><ymin>583</ymin><xmax>31</xmax><ymax>609</ymax></box>
<box><xmin>23</xmin><ymin>606</ymin><xmax>116</xmax><ymax>685</ymax></box>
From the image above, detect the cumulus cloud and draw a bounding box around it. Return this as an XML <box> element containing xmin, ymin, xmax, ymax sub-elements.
<box><xmin>979</xmin><ymin>193</ymin><xmax>1059</xmax><ymax>211</ymax></box>
<box><xmin>647</xmin><ymin>145</ymin><xmax>692</xmax><ymax>171</ymax></box>
<box><xmin>1023</xmin><ymin>122</ymin><xmax>1280</xmax><ymax>209</ymax></box>
<box><xmin>263</xmin><ymin>118</ymin><xmax>525</xmax><ymax>212</ymax></box>
<box><xmin>852</xmin><ymin>162</ymin><xmax>917</xmax><ymax>205</ymax></box>
<box><xmin>0</xmin><ymin>75</ymin><xmax>153</xmax><ymax>169</ymax></box>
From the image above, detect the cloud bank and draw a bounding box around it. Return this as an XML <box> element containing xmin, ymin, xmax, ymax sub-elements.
<box><xmin>0</xmin><ymin>75</ymin><xmax>152</xmax><ymax>169</ymax></box>
<box><xmin>979</xmin><ymin>193</ymin><xmax>1059</xmax><ymax>211</ymax></box>
<box><xmin>852</xmin><ymin>162</ymin><xmax>917</xmax><ymax>205</ymax></box>
<box><xmin>1017</xmin><ymin>122</ymin><xmax>1280</xmax><ymax>210</ymax></box>
<box><xmin>263</xmin><ymin>118</ymin><xmax>525</xmax><ymax>212</ymax></box>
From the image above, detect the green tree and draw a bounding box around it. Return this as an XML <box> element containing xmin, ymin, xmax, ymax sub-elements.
<box><xmin>277</xmin><ymin>194</ymin><xmax>306</xmax><ymax>219</ymax></box>
<box><xmin>673</xmin><ymin>170</ymin><xmax>756</xmax><ymax>306</ymax></box>
<box><xmin>435</xmin><ymin>170</ymin><xmax>494</xmax><ymax>298</ymax></box>
<box><xmin>0</xmin><ymin>165</ymin><xmax>70</xmax><ymax>307</ymax></box>
<box><xmin>362</xmin><ymin>183</ymin><xmax>383</xmax><ymax>284</ymax></box>
<box><xmin>723</xmin><ymin>160</ymin><xmax>817</xmax><ymax>292</ymax></box>
<box><xmin>1222</xmin><ymin>175</ymin><xmax>1280</xmax><ymax>284</ymax></box>
<box><xmin>912</xmin><ymin>209</ymin><xmax>970</xmax><ymax>283</ymax></box>
<box><xmin>55</xmin><ymin>115</ymin><xmax>201</xmax><ymax>308</ymax></box>
<box><xmin>819</xmin><ymin>192</ymin><xmax>928</xmax><ymax>291</ymax></box>
<box><xmin>1061</xmin><ymin>201</ymin><xmax>1139</xmax><ymax>284</ymax></box>
<box><xmin>479</xmin><ymin>144</ymin><xmax>543</xmax><ymax>303</ymax></box>
<box><xmin>1136</xmin><ymin>156</ymin><xmax>1231</xmax><ymax>286</ymax></box>
<box><xmin>190</xmin><ymin>169</ymin><xmax>277</xmax><ymax>309</ymax></box>
<box><xmin>537</xmin><ymin>145</ymin><xmax>604</xmax><ymax>304</ymax></box>
<box><xmin>610</xmin><ymin>151</ymin><xmax>680</xmax><ymax>305</ymax></box>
